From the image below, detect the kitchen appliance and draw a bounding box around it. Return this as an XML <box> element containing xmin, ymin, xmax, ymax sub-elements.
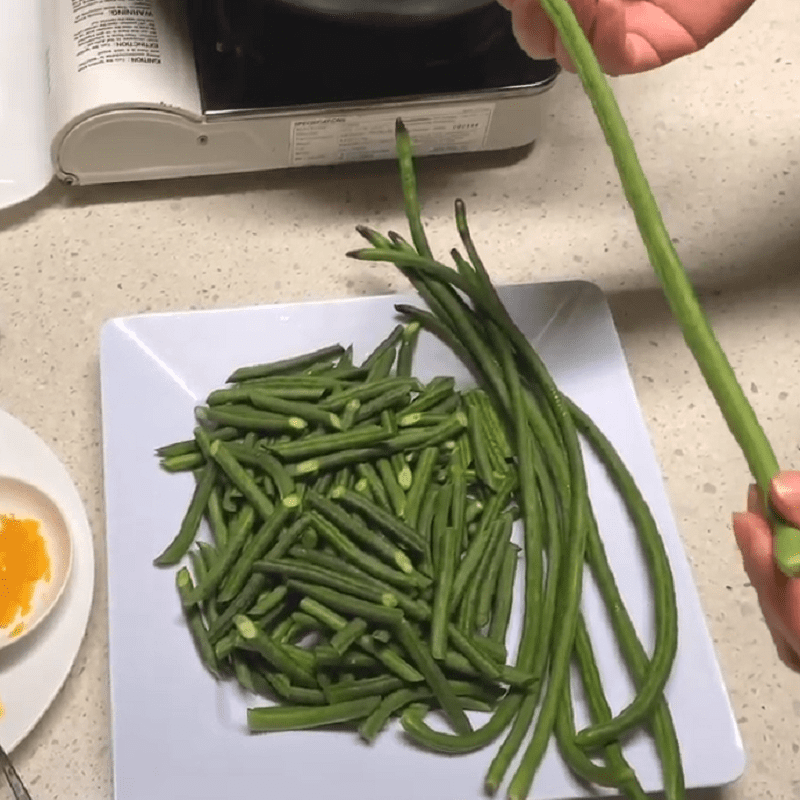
<box><xmin>1</xmin><ymin>0</ymin><xmax>558</xmax><ymax>206</ymax></box>
<box><xmin>57</xmin><ymin>0</ymin><xmax>559</xmax><ymax>182</ymax></box>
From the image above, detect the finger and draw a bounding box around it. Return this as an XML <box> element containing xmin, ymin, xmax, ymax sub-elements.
<box><xmin>770</xmin><ymin>471</ymin><xmax>800</xmax><ymax>527</ymax></box>
<box><xmin>747</xmin><ymin>483</ymin><xmax>766</xmax><ymax>517</ymax></box>
<box><xmin>508</xmin><ymin>0</ymin><xmax>559</xmax><ymax>62</ymax></box>
<box><xmin>656</xmin><ymin>0</ymin><xmax>758</xmax><ymax>50</ymax></box>
<box><xmin>588</xmin><ymin>0</ymin><xmax>632</xmax><ymax>76</ymax></box>
<box><xmin>550</xmin><ymin>0</ymin><xmax>599</xmax><ymax>73</ymax></box>
<box><xmin>732</xmin><ymin>511</ymin><xmax>776</xmax><ymax>589</ymax></box>
<box><xmin>733</xmin><ymin>512</ymin><xmax>800</xmax><ymax>651</ymax></box>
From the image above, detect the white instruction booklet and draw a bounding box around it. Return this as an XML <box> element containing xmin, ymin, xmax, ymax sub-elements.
<box><xmin>1</xmin><ymin>0</ymin><xmax>201</xmax><ymax>208</ymax></box>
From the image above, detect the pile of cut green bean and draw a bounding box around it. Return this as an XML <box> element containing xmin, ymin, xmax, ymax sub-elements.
<box><xmin>155</xmin><ymin>128</ymin><xmax>686</xmax><ymax>800</ymax></box>
<box><xmin>156</xmin><ymin>342</ymin><xmax>549</xmax><ymax>740</ymax></box>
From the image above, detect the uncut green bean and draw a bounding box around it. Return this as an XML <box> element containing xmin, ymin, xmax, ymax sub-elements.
<box><xmin>567</xmin><ymin>398</ymin><xmax>678</xmax><ymax>750</ymax></box>
<box><xmin>489</xmin><ymin>433</ymin><xmax>572</xmax><ymax>795</ymax></box>
<box><xmin>389</xmin><ymin>203</ymin><xmax>591</xmax><ymax>799</ymax></box>
<box><xmin>400</xmin><ymin>694</ymin><xmax>522</xmax><ymax>754</ymax></box>
<box><xmin>584</xmin><ymin>507</ymin><xmax>686</xmax><ymax>800</ymax></box>
<box><xmin>573</xmin><ymin>615</ymin><xmax>648</xmax><ymax>799</ymax></box>
<box><xmin>553</xmin><ymin>679</ymin><xmax>620</xmax><ymax>788</ymax></box>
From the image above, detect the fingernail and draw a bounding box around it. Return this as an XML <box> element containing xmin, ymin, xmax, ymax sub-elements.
<box><xmin>772</xmin><ymin>476</ymin><xmax>797</xmax><ymax>504</ymax></box>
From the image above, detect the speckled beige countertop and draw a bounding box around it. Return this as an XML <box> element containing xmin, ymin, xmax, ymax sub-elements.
<box><xmin>1</xmin><ymin>0</ymin><xmax>799</xmax><ymax>797</ymax></box>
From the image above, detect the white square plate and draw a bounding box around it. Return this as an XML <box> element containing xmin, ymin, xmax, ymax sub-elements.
<box><xmin>100</xmin><ymin>281</ymin><xmax>745</xmax><ymax>800</ymax></box>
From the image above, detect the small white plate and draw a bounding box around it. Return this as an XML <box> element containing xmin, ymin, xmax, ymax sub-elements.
<box><xmin>100</xmin><ymin>282</ymin><xmax>745</xmax><ymax>800</ymax></box>
<box><xmin>0</xmin><ymin>409</ymin><xmax>94</xmax><ymax>751</ymax></box>
<box><xmin>0</xmin><ymin>477</ymin><xmax>74</xmax><ymax>650</ymax></box>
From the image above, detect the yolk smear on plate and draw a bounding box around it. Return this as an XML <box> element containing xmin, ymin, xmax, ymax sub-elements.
<box><xmin>0</xmin><ymin>514</ymin><xmax>50</xmax><ymax>629</ymax></box>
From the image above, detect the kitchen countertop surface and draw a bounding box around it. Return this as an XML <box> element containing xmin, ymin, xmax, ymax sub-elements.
<box><xmin>2</xmin><ymin>0</ymin><xmax>799</xmax><ymax>798</ymax></box>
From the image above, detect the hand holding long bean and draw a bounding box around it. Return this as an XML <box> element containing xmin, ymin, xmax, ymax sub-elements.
<box><xmin>733</xmin><ymin>473</ymin><xmax>800</xmax><ymax>671</ymax></box>
<box><xmin>537</xmin><ymin>0</ymin><xmax>800</xmax><ymax>578</ymax></box>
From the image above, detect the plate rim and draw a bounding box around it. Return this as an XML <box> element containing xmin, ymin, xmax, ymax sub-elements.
<box><xmin>0</xmin><ymin>407</ymin><xmax>95</xmax><ymax>752</ymax></box>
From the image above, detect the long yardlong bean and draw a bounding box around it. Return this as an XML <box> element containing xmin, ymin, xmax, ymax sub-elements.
<box><xmin>537</xmin><ymin>0</ymin><xmax>800</xmax><ymax>577</ymax></box>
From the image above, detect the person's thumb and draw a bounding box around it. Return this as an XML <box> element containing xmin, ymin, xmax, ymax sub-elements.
<box><xmin>770</xmin><ymin>471</ymin><xmax>800</xmax><ymax>527</ymax></box>
<box><xmin>732</xmin><ymin>510</ymin><xmax>776</xmax><ymax>590</ymax></box>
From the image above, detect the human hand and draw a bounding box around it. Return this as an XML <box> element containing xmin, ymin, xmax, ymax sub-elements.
<box><xmin>732</xmin><ymin>473</ymin><xmax>800</xmax><ymax>671</ymax></box>
<box><xmin>497</xmin><ymin>0</ymin><xmax>757</xmax><ymax>76</ymax></box>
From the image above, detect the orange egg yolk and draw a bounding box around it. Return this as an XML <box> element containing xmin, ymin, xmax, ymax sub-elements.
<box><xmin>0</xmin><ymin>515</ymin><xmax>50</xmax><ymax>629</ymax></box>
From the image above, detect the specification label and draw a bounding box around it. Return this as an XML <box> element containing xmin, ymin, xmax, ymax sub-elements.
<box><xmin>290</xmin><ymin>105</ymin><xmax>494</xmax><ymax>167</ymax></box>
